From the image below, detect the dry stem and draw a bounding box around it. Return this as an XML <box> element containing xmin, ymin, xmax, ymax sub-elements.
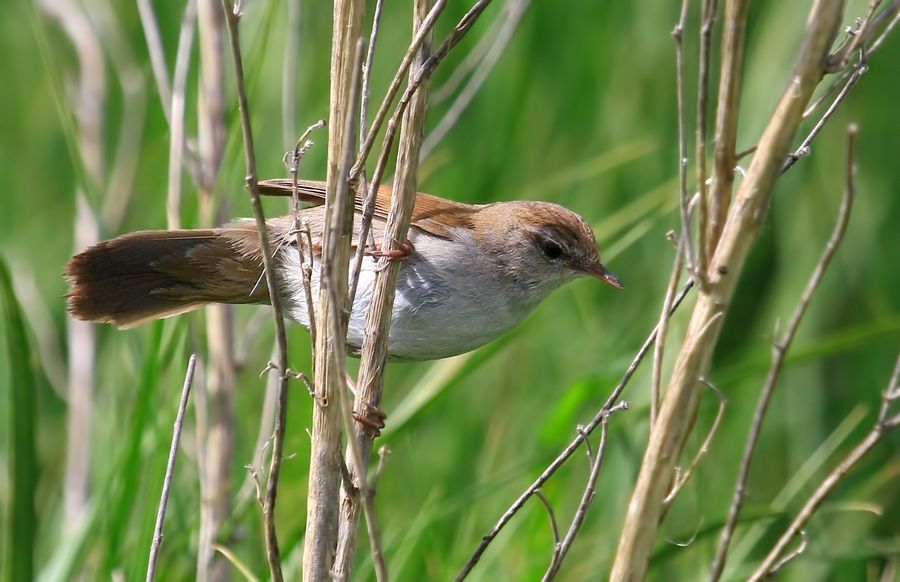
<box><xmin>826</xmin><ymin>0</ymin><xmax>885</xmax><ymax>71</ymax></box>
<box><xmin>456</xmin><ymin>282</ymin><xmax>694</xmax><ymax>580</ymax></box>
<box><xmin>326</xmin><ymin>43</ymin><xmax>389</xmax><ymax>582</ymax></box>
<box><xmin>333</xmin><ymin>0</ymin><xmax>434</xmax><ymax>577</ymax></box>
<box><xmin>541</xmin><ymin>403</ymin><xmax>628</xmax><ymax>581</ymax></box>
<box><xmin>748</xmin><ymin>354</ymin><xmax>900</xmax><ymax>581</ymax></box>
<box><xmin>708</xmin><ymin>0</ymin><xmax>750</xmax><ymax>253</ymax></box>
<box><xmin>609</xmin><ymin>3</ymin><xmax>847</xmax><ymax>579</ymax></box>
<box><xmin>347</xmin><ymin>0</ymin><xmax>386</xmax><ymax>307</ymax></box>
<box><xmin>420</xmin><ymin>0</ymin><xmax>532</xmax><ymax>160</ymax></box>
<box><xmin>662</xmin><ymin>378</ymin><xmax>727</xmax><ymax>508</ymax></box>
<box><xmin>288</xmin><ymin>119</ymin><xmax>327</xmax><ymax>357</ymax></box>
<box><xmin>349</xmin><ymin>0</ymin><xmax>493</xmax><ymax>312</ymax></box>
<box><xmin>302</xmin><ymin>0</ymin><xmax>364</xmax><ymax>578</ymax></box>
<box><xmin>219</xmin><ymin>1</ymin><xmax>292</xmax><ymax>579</ymax></box>
<box><xmin>673</xmin><ymin>0</ymin><xmax>702</xmax><ymax>287</ymax></box>
<box><xmin>784</xmin><ymin>63</ymin><xmax>866</xmax><ymax>174</ymax></box>
<box><xmin>709</xmin><ymin>125</ymin><xmax>858</xmax><ymax>580</ymax></box>
<box><xmin>147</xmin><ymin>355</ymin><xmax>197</xmax><ymax>582</ymax></box>
<box><xmin>651</xmin><ymin>235</ymin><xmax>685</xmax><ymax>426</ymax></box>
<box><xmin>350</xmin><ymin>0</ymin><xmax>449</xmax><ymax>179</ymax></box>
<box><xmin>696</xmin><ymin>0</ymin><xmax>720</xmax><ymax>273</ymax></box>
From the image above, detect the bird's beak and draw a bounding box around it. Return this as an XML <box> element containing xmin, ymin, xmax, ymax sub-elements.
<box><xmin>582</xmin><ymin>261</ymin><xmax>624</xmax><ymax>290</ymax></box>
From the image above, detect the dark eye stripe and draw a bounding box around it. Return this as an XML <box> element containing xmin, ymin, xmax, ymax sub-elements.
<box><xmin>543</xmin><ymin>224</ymin><xmax>581</xmax><ymax>249</ymax></box>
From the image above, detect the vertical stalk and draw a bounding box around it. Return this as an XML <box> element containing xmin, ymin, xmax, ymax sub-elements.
<box><xmin>302</xmin><ymin>0</ymin><xmax>364</xmax><ymax>578</ymax></box>
<box><xmin>334</xmin><ymin>1</ymin><xmax>434</xmax><ymax>576</ymax></box>
<box><xmin>609</xmin><ymin>2</ymin><xmax>846</xmax><ymax>579</ymax></box>
<box><xmin>708</xmin><ymin>0</ymin><xmax>751</xmax><ymax>255</ymax></box>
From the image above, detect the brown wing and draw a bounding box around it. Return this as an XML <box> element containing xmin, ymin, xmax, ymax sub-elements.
<box><xmin>257</xmin><ymin>178</ymin><xmax>477</xmax><ymax>239</ymax></box>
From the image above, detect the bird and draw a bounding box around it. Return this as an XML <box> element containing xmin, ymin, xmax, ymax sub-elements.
<box><xmin>65</xmin><ymin>179</ymin><xmax>622</xmax><ymax>360</ymax></box>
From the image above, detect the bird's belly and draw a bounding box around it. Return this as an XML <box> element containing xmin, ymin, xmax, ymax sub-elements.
<box><xmin>346</xmin><ymin>261</ymin><xmax>525</xmax><ymax>360</ymax></box>
<box><xmin>280</xmin><ymin>247</ymin><xmax>527</xmax><ymax>360</ymax></box>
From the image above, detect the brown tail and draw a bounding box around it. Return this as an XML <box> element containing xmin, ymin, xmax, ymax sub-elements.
<box><xmin>65</xmin><ymin>222</ymin><xmax>270</xmax><ymax>328</ymax></box>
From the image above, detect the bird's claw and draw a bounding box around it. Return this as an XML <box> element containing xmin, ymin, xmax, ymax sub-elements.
<box><xmin>353</xmin><ymin>402</ymin><xmax>387</xmax><ymax>437</ymax></box>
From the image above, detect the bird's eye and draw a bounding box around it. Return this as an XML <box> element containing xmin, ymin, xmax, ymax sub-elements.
<box><xmin>541</xmin><ymin>238</ymin><xmax>564</xmax><ymax>260</ymax></box>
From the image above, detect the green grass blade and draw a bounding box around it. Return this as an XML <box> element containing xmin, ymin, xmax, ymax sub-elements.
<box><xmin>1</xmin><ymin>257</ymin><xmax>39</xmax><ymax>582</ymax></box>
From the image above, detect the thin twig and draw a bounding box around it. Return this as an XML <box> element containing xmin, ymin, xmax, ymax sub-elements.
<box><xmin>663</xmin><ymin>378</ymin><xmax>727</xmax><ymax>507</ymax></box>
<box><xmin>335</xmin><ymin>0</ymin><xmax>435</xmax><ymax>575</ymax></box>
<box><xmin>351</xmin><ymin>0</ymin><xmax>494</xmax><ymax>181</ymax></box>
<box><xmin>708</xmin><ymin>0</ymin><xmax>751</xmax><ymax>255</ymax></box>
<box><xmin>650</xmin><ymin>0</ymin><xmax>692</xmax><ymax>427</ymax></box>
<box><xmin>147</xmin><ymin>355</ymin><xmax>197</xmax><ymax>582</ymax></box>
<box><xmin>534</xmin><ymin>489</ymin><xmax>561</xmax><ymax>551</ymax></box>
<box><xmin>350</xmin><ymin>0</ymin><xmax>449</xmax><ymax>179</ymax></box>
<box><xmin>430</xmin><ymin>1</ymin><xmax>505</xmax><ymax>103</ymax></box>
<box><xmin>805</xmin><ymin>0</ymin><xmax>899</xmax><ymax>120</ymax></box>
<box><xmin>233</xmin><ymin>344</ymin><xmax>278</xmax><ymax>511</ymax></box>
<box><xmin>534</xmin><ymin>487</ymin><xmax>562</xmax><ymax>578</ymax></box>
<box><xmin>300</xmin><ymin>220</ymin><xmax>317</xmax><ymax>344</ymax></box>
<box><xmin>611</xmin><ymin>4</ymin><xmax>847</xmax><ymax>578</ymax></box>
<box><xmin>420</xmin><ymin>0</ymin><xmax>531</xmax><ymax>160</ymax></box>
<box><xmin>784</xmin><ymin>63</ymin><xmax>866</xmax><ymax>174</ymax></box>
<box><xmin>325</xmin><ymin>42</ymin><xmax>389</xmax><ymax>582</ymax></box>
<box><xmin>360</xmin><ymin>0</ymin><xmax>384</xmax><ymax>149</ymax></box>
<box><xmin>349</xmin><ymin>0</ymin><xmax>494</xmax><ymax>311</ymax></box>
<box><xmin>672</xmin><ymin>0</ymin><xmax>702</xmax><ymax>285</ymax></box>
<box><xmin>794</xmin><ymin>1</ymin><xmax>898</xmax><ymax>163</ymax></box>
<box><xmin>303</xmin><ymin>0</ymin><xmax>364</xmax><ymax>576</ymax></box>
<box><xmin>219</xmin><ymin>1</ymin><xmax>292</xmax><ymax>579</ymax></box>
<box><xmin>867</xmin><ymin>0</ymin><xmax>900</xmax><ymax>53</ymax></box>
<box><xmin>826</xmin><ymin>0</ymin><xmax>884</xmax><ymax>71</ymax></box>
<box><xmin>288</xmin><ymin>120</ymin><xmax>327</xmax><ymax>354</ymax></box>
<box><xmin>347</xmin><ymin>0</ymin><xmax>385</xmax><ymax>308</ymax></box>
<box><xmin>576</xmin><ymin>426</ymin><xmax>596</xmax><ymax>466</ymax></box>
<box><xmin>695</xmin><ymin>0</ymin><xmax>720</xmax><ymax>276</ymax></box>
<box><xmin>748</xmin><ymin>356</ymin><xmax>900</xmax><ymax>581</ymax></box>
<box><xmin>709</xmin><ymin>125</ymin><xmax>858</xmax><ymax>581</ymax></box>
<box><xmin>456</xmin><ymin>281</ymin><xmax>694</xmax><ymax>581</ymax></box>
<box><xmin>651</xmin><ymin>233</ymin><xmax>685</xmax><ymax>426</ymax></box>
<box><xmin>541</xmin><ymin>402</ymin><xmax>628</xmax><ymax>582</ymax></box>
<box><xmin>766</xmin><ymin>530</ymin><xmax>808</xmax><ymax>577</ymax></box>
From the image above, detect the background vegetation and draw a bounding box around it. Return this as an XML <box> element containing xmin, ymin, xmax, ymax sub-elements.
<box><xmin>1</xmin><ymin>0</ymin><xmax>898</xmax><ymax>579</ymax></box>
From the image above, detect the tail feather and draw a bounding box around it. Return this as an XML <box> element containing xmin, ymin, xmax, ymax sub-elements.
<box><xmin>65</xmin><ymin>225</ymin><xmax>269</xmax><ymax>328</ymax></box>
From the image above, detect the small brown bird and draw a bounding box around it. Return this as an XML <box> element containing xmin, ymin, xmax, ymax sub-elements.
<box><xmin>66</xmin><ymin>179</ymin><xmax>622</xmax><ymax>360</ymax></box>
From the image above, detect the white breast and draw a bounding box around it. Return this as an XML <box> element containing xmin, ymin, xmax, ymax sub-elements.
<box><xmin>277</xmin><ymin>227</ymin><xmax>537</xmax><ymax>360</ymax></box>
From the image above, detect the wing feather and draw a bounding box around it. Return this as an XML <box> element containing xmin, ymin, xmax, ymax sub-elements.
<box><xmin>257</xmin><ymin>178</ymin><xmax>477</xmax><ymax>239</ymax></box>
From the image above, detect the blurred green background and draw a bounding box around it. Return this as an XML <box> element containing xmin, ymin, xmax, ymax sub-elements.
<box><xmin>2</xmin><ymin>0</ymin><xmax>899</xmax><ymax>580</ymax></box>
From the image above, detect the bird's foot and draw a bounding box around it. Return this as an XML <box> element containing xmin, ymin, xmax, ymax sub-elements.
<box><xmin>353</xmin><ymin>402</ymin><xmax>387</xmax><ymax>437</ymax></box>
<box><xmin>368</xmin><ymin>239</ymin><xmax>414</xmax><ymax>260</ymax></box>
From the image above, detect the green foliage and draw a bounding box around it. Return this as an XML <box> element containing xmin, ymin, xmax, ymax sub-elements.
<box><xmin>0</xmin><ymin>0</ymin><xmax>898</xmax><ymax>580</ymax></box>
<box><xmin>1</xmin><ymin>259</ymin><xmax>38</xmax><ymax>582</ymax></box>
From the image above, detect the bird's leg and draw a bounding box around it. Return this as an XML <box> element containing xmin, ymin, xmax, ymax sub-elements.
<box><xmin>353</xmin><ymin>401</ymin><xmax>387</xmax><ymax>437</ymax></box>
<box><xmin>367</xmin><ymin>238</ymin><xmax>415</xmax><ymax>260</ymax></box>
